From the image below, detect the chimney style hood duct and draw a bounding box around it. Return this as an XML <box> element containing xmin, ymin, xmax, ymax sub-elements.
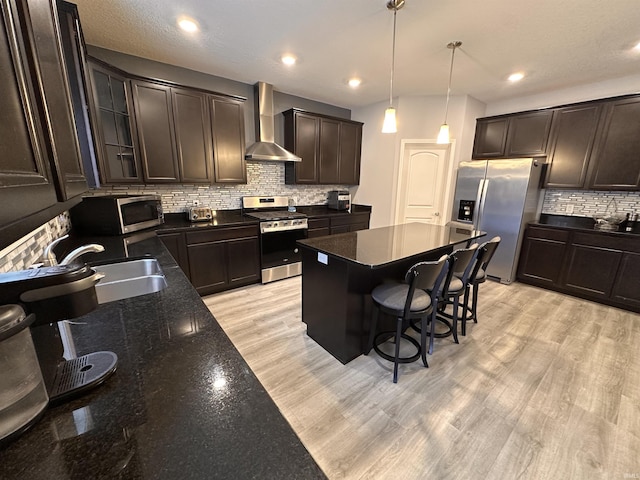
<box><xmin>245</xmin><ymin>82</ymin><xmax>301</xmax><ymax>162</ymax></box>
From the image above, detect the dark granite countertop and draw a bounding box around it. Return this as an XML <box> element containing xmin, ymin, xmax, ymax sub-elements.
<box><xmin>0</xmin><ymin>235</ymin><xmax>325</xmax><ymax>479</ymax></box>
<box><xmin>298</xmin><ymin>222</ymin><xmax>485</xmax><ymax>268</ymax></box>
<box><xmin>533</xmin><ymin>214</ymin><xmax>640</xmax><ymax>236</ymax></box>
<box><xmin>156</xmin><ymin>204</ymin><xmax>372</xmax><ymax>233</ymax></box>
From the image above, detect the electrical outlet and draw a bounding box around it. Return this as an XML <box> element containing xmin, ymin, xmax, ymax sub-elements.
<box><xmin>193</xmin><ymin>200</ymin><xmax>200</xmax><ymax>206</ymax></box>
<box><xmin>566</xmin><ymin>204</ymin><xmax>574</xmax><ymax>214</ymax></box>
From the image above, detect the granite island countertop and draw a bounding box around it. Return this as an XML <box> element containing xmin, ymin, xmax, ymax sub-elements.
<box><xmin>0</xmin><ymin>235</ymin><xmax>325</xmax><ymax>479</ymax></box>
<box><xmin>298</xmin><ymin>222</ymin><xmax>485</xmax><ymax>268</ymax></box>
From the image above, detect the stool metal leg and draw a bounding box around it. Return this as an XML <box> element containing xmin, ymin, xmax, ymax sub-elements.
<box><xmin>471</xmin><ymin>282</ymin><xmax>480</xmax><ymax>323</ymax></box>
<box><xmin>393</xmin><ymin>316</ymin><xmax>403</xmax><ymax>383</ymax></box>
<box><xmin>451</xmin><ymin>297</ymin><xmax>460</xmax><ymax>345</ymax></box>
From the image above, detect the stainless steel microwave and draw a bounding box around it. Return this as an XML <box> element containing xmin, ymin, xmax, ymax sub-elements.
<box><xmin>70</xmin><ymin>195</ymin><xmax>164</xmax><ymax>235</ymax></box>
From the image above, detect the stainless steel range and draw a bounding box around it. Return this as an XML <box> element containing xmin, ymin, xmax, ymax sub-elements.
<box><xmin>242</xmin><ymin>196</ymin><xmax>308</xmax><ymax>283</ymax></box>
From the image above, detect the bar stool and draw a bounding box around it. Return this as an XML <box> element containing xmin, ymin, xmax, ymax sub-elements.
<box><xmin>421</xmin><ymin>245</ymin><xmax>478</xmax><ymax>354</ymax></box>
<box><xmin>462</xmin><ymin>236</ymin><xmax>501</xmax><ymax>335</ymax></box>
<box><xmin>367</xmin><ymin>255</ymin><xmax>448</xmax><ymax>383</ymax></box>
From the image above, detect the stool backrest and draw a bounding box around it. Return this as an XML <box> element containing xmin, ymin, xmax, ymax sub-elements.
<box><xmin>403</xmin><ymin>255</ymin><xmax>449</xmax><ymax>318</ymax></box>
<box><xmin>438</xmin><ymin>245</ymin><xmax>478</xmax><ymax>298</ymax></box>
<box><xmin>469</xmin><ymin>236</ymin><xmax>501</xmax><ymax>282</ymax></box>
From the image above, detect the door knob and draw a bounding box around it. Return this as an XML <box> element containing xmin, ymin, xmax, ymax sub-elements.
<box><xmin>434</xmin><ymin>212</ymin><xmax>440</xmax><ymax>216</ymax></box>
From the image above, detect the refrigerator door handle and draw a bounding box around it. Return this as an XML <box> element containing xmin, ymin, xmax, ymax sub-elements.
<box><xmin>473</xmin><ymin>179</ymin><xmax>485</xmax><ymax>229</ymax></box>
<box><xmin>478</xmin><ymin>179</ymin><xmax>489</xmax><ymax>230</ymax></box>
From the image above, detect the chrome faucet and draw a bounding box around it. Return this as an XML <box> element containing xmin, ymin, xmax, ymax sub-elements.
<box><xmin>41</xmin><ymin>234</ymin><xmax>105</xmax><ymax>266</ymax></box>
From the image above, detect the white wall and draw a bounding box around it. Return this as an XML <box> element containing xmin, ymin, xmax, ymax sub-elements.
<box><xmin>351</xmin><ymin>94</ymin><xmax>486</xmax><ymax>228</ymax></box>
<box><xmin>485</xmin><ymin>73</ymin><xmax>640</xmax><ymax>116</ymax></box>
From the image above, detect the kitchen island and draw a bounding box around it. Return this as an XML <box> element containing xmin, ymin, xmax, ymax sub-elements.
<box><xmin>0</xmin><ymin>235</ymin><xmax>325</xmax><ymax>479</ymax></box>
<box><xmin>297</xmin><ymin>222</ymin><xmax>485</xmax><ymax>364</ymax></box>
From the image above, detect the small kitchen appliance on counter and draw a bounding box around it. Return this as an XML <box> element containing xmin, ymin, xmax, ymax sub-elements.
<box><xmin>327</xmin><ymin>190</ymin><xmax>351</xmax><ymax>211</ymax></box>
<box><xmin>0</xmin><ymin>263</ymin><xmax>118</xmax><ymax>443</ymax></box>
<box><xmin>0</xmin><ymin>304</ymin><xmax>49</xmax><ymax>445</ymax></box>
<box><xmin>70</xmin><ymin>194</ymin><xmax>164</xmax><ymax>235</ymax></box>
<box><xmin>187</xmin><ymin>206</ymin><xmax>213</xmax><ymax>222</ymax></box>
<box><xmin>242</xmin><ymin>196</ymin><xmax>308</xmax><ymax>283</ymax></box>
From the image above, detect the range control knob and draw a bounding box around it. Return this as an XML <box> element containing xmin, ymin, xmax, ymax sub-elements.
<box><xmin>192</xmin><ymin>213</ymin><xmax>198</xmax><ymax>220</ymax></box>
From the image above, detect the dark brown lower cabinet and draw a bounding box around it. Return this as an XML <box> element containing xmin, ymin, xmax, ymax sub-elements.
<box><xmin>517</xmin><ymin>225</ymin><xmax>640</xmax><ymax>312</ymax></box>
<box><xmin>157</xmin><ymin>232</ymin><xmax>190</xmax><ymax>278</ymax></box>
<box><xmin>186</xmin><ymin>225</ymin><xmax>259</xmax><ymax>296</ymax></box>
<box><xmin>307</xmin><ymin>218</ymin><xmax>330</xmax><ymax>238</ymax></box>
<box><xmin>517</xmin><ymin>227</ymin><xmax>568</xmax><ymax>285</ymax></box>
<box><xmin>611</xmin><ymin>252</ymin><xmax>640</xmax><ymax>307</ymax></box>
<box><xmin>329</xmin><ymin>212</ymin><xmax>371</xmax><ymax>234</ymax></box>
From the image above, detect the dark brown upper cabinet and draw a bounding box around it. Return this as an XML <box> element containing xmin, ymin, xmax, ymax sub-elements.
<box><xmin>587</xmin><ymin>96</ymin><xmax>640</xmax><ymax>190</ymax></box>
<box><xmin>473</xmin><ymin>111</ymin><xmax>553</xmax><ymax>159</ymax></box>
<box><xmin>131</xmin><ymin>80</ymin><xmax>180</xmax><ymax>182</ymax></box>
<box><xmin>472</xmin><ymin>117</ymin><xmax>508</xmax><ymax>158</ymax></box>
<box><xmin>284</xmin><ymin>109</ymin><xmax>363</xmax><ymax>185</ymax></box>
<box><xmin>0</xmin><ymin>0</ymin><xmax>58</xmax><ymax>225</ymax></box>
<box><xmin>544</xmin><ymin>104</ymin><xmax>603</xmax><ymax>188</ymax></box>
<box><xmin>173</xmin><ymin>88</ymin><xmax>213</xmax><ymax>183</ymax></box>
<box><xmin>209</xmin><ymin>95</ymin><xmax>246</xmax><ymax>184</ymax></box>
<box><xmin>88</xmin><ymin>61</ymin><xmax>142</xmax><ymax>183</ymax></box>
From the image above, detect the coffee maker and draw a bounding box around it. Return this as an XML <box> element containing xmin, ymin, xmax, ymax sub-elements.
<box><xmin>327</xmin><ymin>190</ymin><xmax>351</xmax><ymax>211</ymax></box>
<box><xmin>0</xmin><ymin>264</ymin><xmax>117</xmax><ymax>444</ymax></box>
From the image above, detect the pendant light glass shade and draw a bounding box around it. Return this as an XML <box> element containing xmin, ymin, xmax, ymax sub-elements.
<box><xmin>382</xmin><ymin>1</ymin><xmax>404</xmax><ymax>133</ymax></box>
<box><xmin>437</xmin><ymin>41</ymin><xmax>462</xmax><ymax>144</ymax></box>
<box><xmin>437</xmin><ymin>124</ymin><xmax>450</xmax><ymax>144</ymax></box>
<box><xmin>382</xmin><ymin>107</ymin><xmax>397</xmax><ymax>133</ymax></box>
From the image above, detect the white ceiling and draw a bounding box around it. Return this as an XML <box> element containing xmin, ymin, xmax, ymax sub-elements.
<box><xmin>72</xmin><ymin>0</ymin><xmax>640</xmax><ymax>109</ymax></box>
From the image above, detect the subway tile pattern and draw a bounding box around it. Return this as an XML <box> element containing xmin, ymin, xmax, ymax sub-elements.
<box><xmin>0</xmin><ymin>212</ymin><xmax>71</xmax><ymax>273</ymax></box>
<box><xmin>88</xmin><ymin>161</ymin><xmax>351</xmax><ymax>212</ymax></box>
<box><xmin>542</xmin><ymin>189</ymin><xmax>640</xmax><ymax>217</ymax></box>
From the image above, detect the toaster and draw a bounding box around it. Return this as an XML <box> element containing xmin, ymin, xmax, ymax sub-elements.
<box><xmin>187</xmin><ymin>207</ymin><xmax>213</xmax><ymax>222</ymax></box>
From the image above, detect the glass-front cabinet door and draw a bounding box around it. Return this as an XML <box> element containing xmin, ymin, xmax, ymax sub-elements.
<box><xmin>89</xmin><ymin>61</ymin><xmax>142</xmax><ymax>183</ymax></box>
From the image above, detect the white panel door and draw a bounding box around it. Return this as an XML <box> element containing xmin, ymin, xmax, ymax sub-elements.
<box><xmin>396</xmin><ymin>142</ymin><xmax>451</xmax><ymax>225</ymax></box>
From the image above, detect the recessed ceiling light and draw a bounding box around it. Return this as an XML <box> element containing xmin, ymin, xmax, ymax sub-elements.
<box><xmin>281</xmin><ymin>54</ymin><xmax>297</xmax><ymax>66</ymax></box>
<box><xmin>508</xmin><ymin>72</ymin><xmax>525</xmax><ymax>82</ymax></box>
<box><xmin>634</xmin><ymin>41</ymin><xmax>640</xmax><ymax>51</ymax></box>
<box><xmin>178</xmin><ymin>17</ymin><xmax>198</xmax><ymax>33</ymax></box>
<box><xmin>348</xmin><ymin>78</ymin><xmax>362</xmax><ymax>88</ymax></box>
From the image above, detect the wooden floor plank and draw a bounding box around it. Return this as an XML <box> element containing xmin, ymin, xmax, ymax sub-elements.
<box><xmin>205</xmin><ymin>277</ymin><xmax>640</xmax><ymax>479</ymax></box>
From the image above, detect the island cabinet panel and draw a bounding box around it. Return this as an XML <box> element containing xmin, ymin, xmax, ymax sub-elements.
<box><xmin>284</xmin><ymin>109</ymin><xmax>363</xmax><ymax>185</ymax></box>
<box><xmin>517</xmin><ymin>227</ymin><xmax>568</xmax><ymax>286</ymax></box>
<box><xmin>587</xmin><ymin>96</ymin><xmax>640</xmax><ymax>190</ymax></box>
<box><xmin>131</xmin><ymin>80</ymin><xmax>180</xmax><ymax>182</ymax></box>
<box><xmin>157</xmin><ymin>231</ymin><xmax>190</xmax><ymax>278</ymax></box>
<box><xmin>185</xmin><ymin>225</ymin><xmax>260</xmax><ymax>295</ymax></box>
<box><xmin>544</xmin><ymin>104</ymin><xmax>603</xmax><ymax>188</ymax></box>
<box><xmin>0</xmin><ymin>0</ymin><xmax>58</xmax><ymax>226</ymax></box>
<box><xmin>88</xmin><ymin>62</ymin><xmax>142</xmax><ymax>183</ymax></box>
<box><xmin>209</xmin><ymin>95</ymin><xmax>246</xmax><ymax>184</ymax></box>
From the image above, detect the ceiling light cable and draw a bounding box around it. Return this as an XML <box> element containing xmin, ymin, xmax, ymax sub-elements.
<box><xmin>437</xmin><ymin>40</ymin><xmax>462</xmax><ymax>144</ymax></box>
<box><xmin>382</xmin><ymin>0</ymin><xmax>405</xmax><ymax>133</ymax></box>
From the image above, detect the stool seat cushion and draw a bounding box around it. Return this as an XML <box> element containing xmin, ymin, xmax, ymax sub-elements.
<box><xmin>372</xmin><ymin>283</ymin><xmax>431</xmax><ymax>312</ymax></box>
<box><xmin>437</xmin><ymin>276</ymin><xmax>463</xmax><ymax>295</ymax></box>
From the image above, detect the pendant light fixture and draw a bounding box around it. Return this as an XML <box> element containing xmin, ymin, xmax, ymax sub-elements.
<box><xmin>382</xmin><ymin>0</ymin><xmax>405</xmax><ymax>133</ymax></box>
<box><xmin>437</xmin><ymin>41</ymin><xmax>462</xmax><ymax>144</ymax></box>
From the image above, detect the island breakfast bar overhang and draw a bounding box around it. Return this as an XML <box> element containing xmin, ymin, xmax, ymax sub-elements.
<box><xmin>297</xmin><ymin>223</ymin><xmax>486</xmax><ymax>364</ymax></box>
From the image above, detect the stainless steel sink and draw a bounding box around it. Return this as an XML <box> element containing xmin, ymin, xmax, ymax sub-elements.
<box><xmin>93</xmin><ymin>258</ymin><xmax>167</xmax><ymax>304</ymax></box>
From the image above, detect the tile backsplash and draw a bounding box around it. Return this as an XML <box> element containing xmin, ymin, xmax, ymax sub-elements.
<box><xmin>0</xmin><ymin>213</ymin><xmax>71</xmax><ymax>273</ymax></box>
<box><xmin>88</xmin><ymin>161</ymin><xmax>350</xmax><ymax>212</ymax></box>
<box><xmin>542</xmin><ymin>189</ymin><xmax>640</xmax><ymax>217</ymax></box>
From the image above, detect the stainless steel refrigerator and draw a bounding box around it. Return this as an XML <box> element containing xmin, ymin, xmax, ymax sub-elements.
<box><xmin>450</xmin><ymin>158</ymin><xmax>543</xmax><ymax>284</ymax></box>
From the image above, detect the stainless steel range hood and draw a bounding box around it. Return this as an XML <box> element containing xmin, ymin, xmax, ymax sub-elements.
<box><xmin>245</xmin><ymin>82</ymin><xmax>301</xmax><ymax>162</ymax></box>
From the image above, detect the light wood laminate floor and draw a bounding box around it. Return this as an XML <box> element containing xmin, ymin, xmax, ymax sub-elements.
<box><xmin>204</xmin><ymin>278</ymin><xmax>640</xmax><ymax>480</ymax></box>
